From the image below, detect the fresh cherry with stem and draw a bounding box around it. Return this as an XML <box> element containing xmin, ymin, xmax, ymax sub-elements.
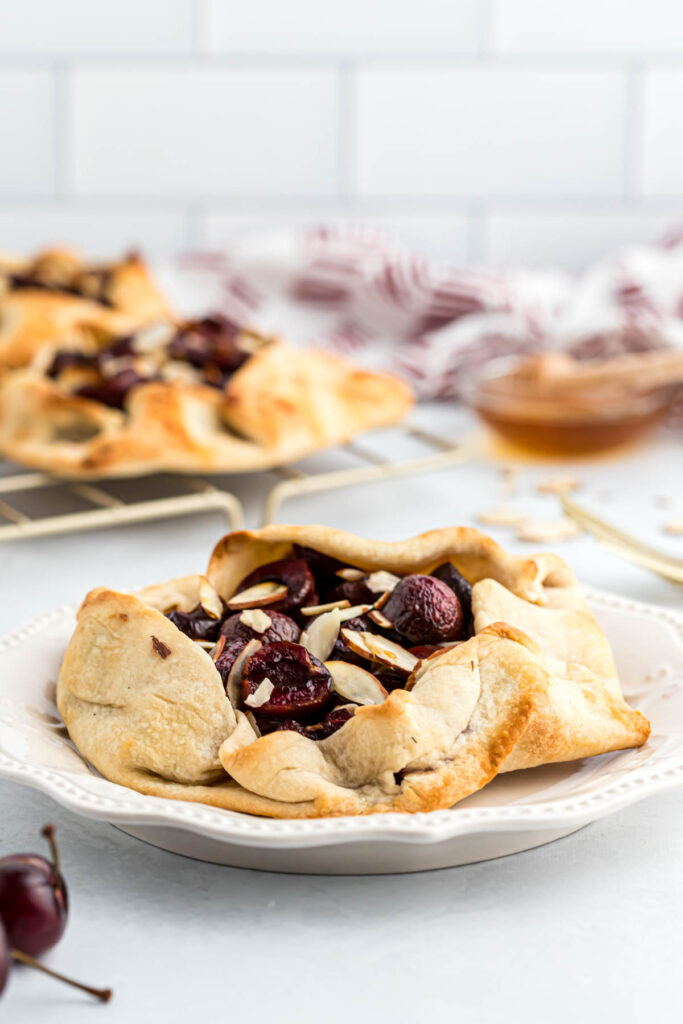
<box><xmin>0</xmin><ymin>824</ymin><xmax>68</xmax><ymax>957</ymax></box>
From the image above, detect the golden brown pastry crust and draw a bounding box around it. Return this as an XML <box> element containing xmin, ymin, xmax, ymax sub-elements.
<box><xmin>56</xmin><ymin>526</ymin><xmax>650</xmax><ymax>818</ymax></box>
<box><xmin>0</xmin><ymin>248</ymin><xmax>172</xmax><ymax>369</ymax></box>
<box><xmin>0</xmin><ymin>343</ymin><xmax>413</xmax><ymax>477</ymax></box>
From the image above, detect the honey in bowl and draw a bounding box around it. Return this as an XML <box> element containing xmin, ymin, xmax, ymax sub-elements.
<box><xmin>464</xmin><ymin>351</ymin><xmax>681</xmax><ymax>456</ymax></box>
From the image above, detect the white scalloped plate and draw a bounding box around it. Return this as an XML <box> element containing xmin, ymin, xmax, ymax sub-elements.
<box><xmin>1</xmin><ymin>588</ymin><xmax>682</xmax><ymax>874</ymax></box>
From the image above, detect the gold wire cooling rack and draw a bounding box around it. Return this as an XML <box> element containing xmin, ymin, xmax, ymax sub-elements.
<box><xmin>0</xmin><ymin>424</ymin><xmax>467</xmax><ymax>542</ymax></box>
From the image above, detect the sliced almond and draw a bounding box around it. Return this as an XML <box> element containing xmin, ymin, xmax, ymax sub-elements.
<box><xmin>244</xmin><ymin>676</ymin><xmax>274</xmax><ymax>708</ymax></box>
<box><xmin>325</xmin><ymin>661</ymin><xmax>388</xmax><ymax>706</ymax></box>
<box><xmin>367</xmin><ymin>608</ymin><xmax>394</xmax><ymax>630</ymax></box>
<box><xmin>194</xmin><ymin>640</ymin><xmax>216</xmax><ymax>650</ymax></box>
<box><xmin>243</xmin><ymin>711</ymin><xmax>262</xmax><ymax>738</ymax></box>
<box><xmin>226</xmin><ymin>581</ymin><xmax>288</xmax><ymax>610</ymax></box>
<box><xmin>341</xmin><ymin>629</ymin><xmax>417</xmax><ymax>675</ymax></box>
<box><xmin>300</xmin><ymin>608</ymin><xmax>341</xmax><ymax>662</ymax></box>
<box><xmin>366</xmin><ymin>571</ymin><xmax>401</xmax><ymax>594</ymax></box>
<box><xmin>225</xmin><ymin>638</ymin><xmax>261</xmax><ymax>708</ymax></box>
<box><xmin>516</xmin><ymin>519</ymin><xmax>582</xmax><ymax>543</ymax></box>
<box><xmin>239</xmin><ymin>608</ymin><xmax>273</xmax><ymax>633</ymax></box>
<box><xmin>477</xmin><ymin>507</ymin><xmax>527</xmax><ymax>528</ymax></box>
<box><xmin>664</xmin><ymin>520</ymin><xmax>683</xmax><ymax>535</ymax></box>
<box><xmin>198</xmin><ymin>576</ymin><xmax>224</xmax><ymax>619</ymax></box>
<box><xmin>301</xmin><ymin>599</ymin><xmax>351</xmax><ymax>616</ymax></box>
<box><xmin>537</xmin><ymin>475</ymin><xmax>582</xmax><ymax>495</ymax></box>
<box><xmin>133</xmin><ymin>322</ymin><xmax>175</xmax><ymax>353</ymax></box>
<box><xmin>335</xmin><ymin>567</ymin><xmax>366</xmax><ymax>581</ymax></box>
<box><xmin>210</xmin><ymin>635</ymin><xmax>226</xmax><ymax>661</ymax></box>
<box><xmin>373</xmin><ymin>590</ymin><xmax>391</xmax><ymax>610</ymax></box>
<box><xmin>338</xmin><ymin>603</ymin><xmax>372</xmax><ymax>622</ymax></box>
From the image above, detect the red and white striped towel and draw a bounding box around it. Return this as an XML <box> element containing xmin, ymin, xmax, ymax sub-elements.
<box><xmin>180</xmin><ymin>225</ymin><xmax>683</xmax><ymax>407</ymax></box>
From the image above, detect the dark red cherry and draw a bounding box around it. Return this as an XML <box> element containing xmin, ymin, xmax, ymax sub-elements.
<box><xmin>167</xmin><ymin>604</ymin><xmax>222</xmax><ymax>642</ymax></box>
<box><xmin>241</xmin><ymin>642</ymin><xmax>333</xmax><ymax>717</ymax></box>
<box><xmin>292</xmin><ymin>545</ymin><xmax>345</xmax><ymax>593</ymax></box>
<box><xmin>76</xmin><ymin>367</ymin><xmax>149</xmax><ymax>410</ymax></box>
<box><xmin>0</xmin><ymin>826</ymin><xmax>67</xmax><ymax>958</ymax></box>
<box><xmin>383</xmin><ymin>574</ymin><xmax>463</xmax><ymax>645</ymax></box>
<box><xmin>235</xmin><ymin>559</ymin><xmax>317</xmax><ymax>615</ymax></box>
<box><xmin>214</xmin><ymin>639</ymin><xmax>249</xmax><ymax>687</ymax></box>
<box><xmin>431</xmin><ymin>562</ymin><xmax>473</xmax><ymax>625</ymax></box>
<box><xmin>100</xmin><ymin>334</ymin><xmax>136</xmax><ymax>361</ymax></box>
<box><xmin>0</xmin><ymin>923</ymin><xmax>9</xmax><ymax>997</ymax></box>
<box><xmin>46</xmin><ymin>350</ymin><xmax>98</xmax><ymax>379</ymax></box>
<box><xmin>326</xmin><ymin>579</ymin><xmax>375</xmax><ymax>606</ymax></box>
<box><xmin>306</xmin><ymin>706</ymin><xmax>354</xmax><ymax>740</ymax></box>
<box><xmin>253</xmin><ymin>715</ymin><xmax>306</xmax><ymax>736</ymax></box>
<box><xmin>220</xmin><ymin>609</ymin><xmax>299</xmax><ymax>646</ymax></box>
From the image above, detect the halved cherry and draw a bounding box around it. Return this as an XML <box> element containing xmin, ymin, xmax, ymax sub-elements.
<box><xmin>383</xmin><ymin>574</ymin><xmax>463</xmax><ymax>645</ymax></box>
<box><xmin>233</xmin><ymin>558</ymin><xmax>317</xmax><ymax>614</ymax></box>
<box><xmin>241</xmin><ymin>641</ymin><xmax>333</xmax><ymax>717</ymax></box>
<box><xmin>221</xmin><ymin>609</ymin><xmax>299</xmax><ymax>646</ymax></box>
<box><xmin>327</xmin><ymin>579</ymin><xmax>375</xmax><ymax>606</ymax></box>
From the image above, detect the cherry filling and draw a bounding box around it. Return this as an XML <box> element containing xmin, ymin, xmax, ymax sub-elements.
<box><xmin>327</xmin><ymin>578</ymin><xmax>375</xmax><ymax>606</ymax></box>
<box><xmin>235</xmin><ymin>558</ymin><xmax>317</xmax><ymax>615</ymax></box>
<box><xmin>383</xmin><ymin>574</ymin><xmax>464</xmax><ymax>645</ymax></box>
<box><xmin>167</xmin><ymin>604</ymin><xmax>222</xmax><ymax>642</ymax></box>
<box><xmin>46</xmin><ymin>313</ymin><xmax>257</xmax><ymax>410</ymax></box>
<box><xmin>241</xmin><ymin>642</ymin><xmax>333</xmax><ymax>718</ymax></box>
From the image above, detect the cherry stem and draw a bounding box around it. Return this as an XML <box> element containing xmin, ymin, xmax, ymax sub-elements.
<box><xmin>41</xmin><ymin>824</ymin><xmax>61</xmax><ymax>888</ymax></box>
<box><xmin>11</xmin><ymin>950</ymin><xmax>112</xmax><ymax>1003</ymax></box>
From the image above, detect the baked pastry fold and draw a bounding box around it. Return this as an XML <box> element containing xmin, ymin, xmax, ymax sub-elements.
<box><xmin>0</xmin><ymin>248</ymin><xmax>171</xmax><ymax>369</ymax></box>
<box><xmin>57</xmin><ymin>526</ymin><xmax>650</xmax><ymax>818</ymax></box>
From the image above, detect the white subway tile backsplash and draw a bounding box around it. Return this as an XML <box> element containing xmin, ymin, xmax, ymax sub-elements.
<box><xmin>202</xmin><ymin>207</ymin><xmax>472</xmax><ymax>263</ymax></box>
<box><xmin>0</xmin><ymin>0</ymin><xmax>198</xmax><ymax>54</ymax></box>
<box><xmin>641</xmin><ymin>69</ymin><xmax>683</xmax><ymax>197</ymax></box>
<box><xmin>70</xmin><ymin>67</ymin><xmax>340</xmax><ymax>197</ymax></box>
<box><xmin>0</xmin><ymin>207</ymin><xmax>189</xmax><ymax>256</ymax></box>
<box><xmin>483</xmin><ymin>209</ymin><xmax>679</xmax><ymax>273</ymax></box>
<box><xmin>495</xmin><ymin>0</ymin><xmax>683</xmax><ymax>54</ymax></box>
<box><xmin>207</xmin><ymin>0</ymin><xmax>481</xmax><ymax>55</ymax></box>
<box><xmin>0</xmin><ymin>71</ymin><xmax>55</xmax><ymax>194</ymax></box>
<box><xmin>354</xmin><ymin>68</ymin><xmax>627</xmax><ymax>198</ymax></box>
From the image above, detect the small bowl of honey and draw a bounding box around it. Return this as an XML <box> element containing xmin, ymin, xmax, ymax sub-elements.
<box><xmin>462</xmin><ymin>350</ymin><xmax>682</xmax><ymax>456</ymax></box>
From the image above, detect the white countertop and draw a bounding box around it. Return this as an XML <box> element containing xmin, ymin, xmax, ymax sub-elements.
<box><xmin>2</xmin><ymin>405</ymin><xmax>682</xmax><ymax>1023</ymax></box>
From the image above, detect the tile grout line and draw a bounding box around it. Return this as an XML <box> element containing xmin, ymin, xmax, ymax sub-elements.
<box><xmin>51</xmin><ymin>60</ymin><xmax>70</xmax><ymax>197</ymax></box>
<box><xmin>623</xmin><ymin>60</ymin><xmax>645</xmax><ymax>199</ymax></box>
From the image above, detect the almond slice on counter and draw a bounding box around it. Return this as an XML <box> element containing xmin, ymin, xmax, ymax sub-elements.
<box><xmin>301</xmin><ymin>599</ymin><xmax>351</xmax><ymax>616</ymax></box>
<box><xmin>341</xmin><ymin>629</ymin><xmax>418</xmax><ymax>675</ymax></box>
<box><xmin>516</xmin><ymin>519</ymin><xmax>582</xmax><ymax>543</ymax></box>
<box><xmin>239</xmin><ymin>609</ymin><xmax>273</xmax><ymax>633</ymax></box>
<box><xmin>366</xmin><ymin>571</ymin><xmax>401</xmax><ymax>594</ymax></box>
<box><xmin>476</xmin><ymin>507</ymin><xmax>527</xmax><ymax>528</ymax></box>
<box><xmin>664</xmin><ymin>520</ymin><xmax>683</xmax><ymax>535</ymax></box>
<box><xmin>325</xmin><ymin>661</ymin><xmax>388</xmax><ymax>706</ymax></box>
<box><xmin>226</xmin><ymin>581</ymin><xmax>288</xmax><ymax>610</ymax></box>
<box><xmin>244</xmin><ymin>676</ymin><xmax>275</xmax><ymax>709</ymax></box>
<box><xmin>536</xmin><ymin>475</ymin><xmax>582</xmax><ymax>495</ymax></box>
<box><xmin>335</xmin><ymin>567</ymin><xmax>366</xmax><ymax>581</ymax></box>
<box><xmin>225</xmin><ymin>639</ymin><xmax>261</xmax><ymax>708</ymax></box>
<box><xmin>300</xmin><ymin>608</ymin><xmax>342</xmax><ymax>662</ymax></box>
<box><xmin>198</xmin><ymin>576</ymin><xmax>224</xmax><ymax>619</ymax></box>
